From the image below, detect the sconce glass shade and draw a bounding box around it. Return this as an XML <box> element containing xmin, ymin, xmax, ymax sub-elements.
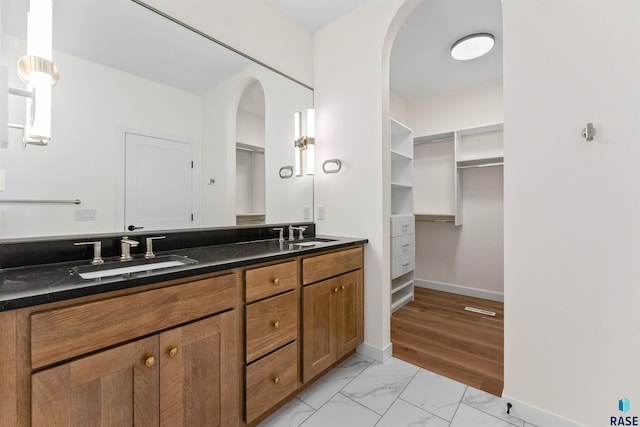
<box><xmin>294</xmin><ymin>111</ymin><xmax>301</xmax><ymax>141</ymax></box>
<box><xmin>24</xmin><ymin>0</ymin><xmax>54</xmax><ymax>145</ymax></box>
<box><xmin>306</xmin><ymin>108</ymin><xmax>315</xmax><ymax>138</ymax></box>
<box><xmin>450</xmin><ymin>33</ymin><xmax>495</xmax><ymax>61</ymax></box>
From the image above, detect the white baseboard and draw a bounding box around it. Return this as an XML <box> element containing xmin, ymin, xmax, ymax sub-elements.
<box><xmin>414</xmin><ymin>279</ymin><xmax>504</xmax><ymax>302</ymax></box>
<box><xmin>356</xmin><ymin>341</ymin><xmax>393</xmax><ymax>363</ymax></box>
<box><xmin>501</xmin><ymin>394</ymin><xmax>587</xmax><ymax>427</ymax></box>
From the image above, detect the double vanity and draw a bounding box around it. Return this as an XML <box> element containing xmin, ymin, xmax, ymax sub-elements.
<box><xmin>0</xmin><ymin>224</ymin><xmax>367</xmax><ymax>426</ymax></box>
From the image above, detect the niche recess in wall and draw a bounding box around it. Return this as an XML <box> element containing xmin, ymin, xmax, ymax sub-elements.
<box><xmin>236</xmin><ymin>81</ymin><xmax>266</xmax><ymax>225</ymax></box>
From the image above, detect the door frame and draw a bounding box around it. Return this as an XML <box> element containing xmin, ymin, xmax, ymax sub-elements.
<box><xmin>115</xmin><ymin>126</ymin><xmax>199</xmax><ymax>233</ymax></box>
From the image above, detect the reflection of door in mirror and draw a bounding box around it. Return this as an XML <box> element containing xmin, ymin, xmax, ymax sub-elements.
<box><xmin>235</xmin><ymin>81</ymin><xmax>266</xmax><ymax>225</ymax></box>
<box><xmin>125</xmin><ymin>133</ymin><xmax>193</xmax><ymax>232</ymax></box>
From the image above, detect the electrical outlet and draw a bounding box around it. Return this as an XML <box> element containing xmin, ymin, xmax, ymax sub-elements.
<box><xmin>317</xmin><ymin>206</ymin><xmax>325</xmax><ymax>221</ymax></box>
<box><xmin>303</xmin><ymin>205</ymin><xmax>311</xmax><ymax>221</ymax></box>
<box><xmin>75</xmin><ymin>209</ymin><xmax>97</xmax><ymax>221</ymax></box>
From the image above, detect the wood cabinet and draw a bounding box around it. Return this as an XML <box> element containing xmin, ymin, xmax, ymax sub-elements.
<box><xmin>302</xmin><ymin>247</ymin><xmax>364</xmax><ymax>383</ymax></box>
<box><xmin>25</xmin><ymin>273</ymin><xmax>241</xmax><ymax>427</ymax></box>
<box><xmin>31</xmin><ymin>312</ymin><xmax>237</xmax><ymax>427</ymax></box>
<box><xmin>1</xmin><ymin>243</ymin><xmax>365</xmax><ymax>427</ymax></box>
<box><xmin>244</xmin><ymin>260</ymin><xmax>299</xmax><ymax>424</ymax></box>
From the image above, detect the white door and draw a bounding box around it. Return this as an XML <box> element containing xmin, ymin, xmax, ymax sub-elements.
<box><xmin>124</xmin><ymin>133</ymin><xmax>193</xmax><ymax>232</ymax></box>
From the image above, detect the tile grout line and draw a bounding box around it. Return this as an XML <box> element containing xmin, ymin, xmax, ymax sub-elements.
<box><xmin>371</xmin><ymin>363</ymin><xmax>423</xmax><ymax>426</ymax></box>
<box><xmin>396</xmin><ymin>395</ymin><xmax>453</xmax><ymax>425</ymax></box>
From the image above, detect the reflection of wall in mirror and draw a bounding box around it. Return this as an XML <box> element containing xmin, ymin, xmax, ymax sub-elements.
<box><xmin>201</xmin><ymin>63</ymin><xmax>313</xmax><ymax>228</ymax></box>
<box><xmin>1</xmin><ymin>35</ymin><xmax>201</xmax><ymax>239</ymax></box>
<box><xmin>0</xmin><ymin>36</ymin><xmax>314</xmax><ymax>239</ymax></box>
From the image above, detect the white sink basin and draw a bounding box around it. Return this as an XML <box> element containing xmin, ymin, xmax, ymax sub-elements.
<box><xmin>293</xmin><ymin>238</ymin><xmax>337</xmax><ymax>247</ymax></box>
<box><xmin>73</xmin><ymin>255</ymin><xmax>197</xmax><ymax>279</ymax></box>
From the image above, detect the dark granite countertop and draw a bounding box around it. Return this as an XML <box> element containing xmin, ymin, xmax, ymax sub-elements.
<box><xmin>0</xmin><ymin>235</ymin><xmax>367</xmax><ymax>312</ymax></box>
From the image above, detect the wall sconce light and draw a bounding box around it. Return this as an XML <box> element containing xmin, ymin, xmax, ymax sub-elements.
<box><xmin>294</xmin><ymin>107</ymin><xmax>315</xmax><ymax>176</ymax></box>
<box><xmin>8</xmin><ymin>0</ymin><xmax>59</xmax><ymax>147</ymax></box>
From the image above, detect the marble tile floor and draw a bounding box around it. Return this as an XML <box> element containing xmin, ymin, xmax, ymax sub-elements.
<box><xmin>259</xmin><ymin>355</ymin><xmax>538</xmax><ymax>427</ymax></box>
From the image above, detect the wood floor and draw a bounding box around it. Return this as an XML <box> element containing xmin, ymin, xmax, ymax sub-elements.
<box><xmin>391</xmin><ymin>287</ymin><xmax>504</xmax><ymax>396</ymax></box>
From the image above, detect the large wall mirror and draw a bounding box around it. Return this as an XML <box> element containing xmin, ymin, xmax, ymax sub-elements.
<box><xmin>0</xmin><ymin>0</ymin><xmax>314</xmax><ymax>240</ymax></box>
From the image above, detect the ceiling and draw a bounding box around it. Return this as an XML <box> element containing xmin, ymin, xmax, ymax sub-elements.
<box><xmin>270</xmin><ymin>0</ymin><xmax>503</xmax><ymax>103</ymax></box>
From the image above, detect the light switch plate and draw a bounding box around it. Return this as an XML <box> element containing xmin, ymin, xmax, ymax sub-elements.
<box><xmin>303</xmin><ymin>205</ymin><xmax>311</xmax><ymax>221</ymax></box>
<box><xmin>317</xmin><ymin>206</ymin><xmax>325</xmax><ymax>220</ymax></box>
<box><xmin>0</xmin><ymin>169</ymin><xmax>5</xmax><ymax>191</ymax></box>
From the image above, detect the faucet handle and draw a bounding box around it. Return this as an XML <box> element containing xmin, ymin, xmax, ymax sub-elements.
<box><xmin>74</xmin><ymin>241</ymin><xmax>104</xmax><ymax>265</ymax></box>
<box><xmin>145</xmin><ymin>236</ymin><xmax>166</xmax><ymax>259</ymax></box>
<box><xmin>272</xmin><ymin>228</ymin><xmax>285</xmax><ymax>243</ymax></box>
<box><xmin>288</xmin><ymin>225</ymin><xmax>296</xmax><ymax>241</ymax></box>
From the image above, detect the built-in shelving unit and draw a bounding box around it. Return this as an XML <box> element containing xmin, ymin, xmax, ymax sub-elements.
<box><xmin>390</xmin><ymin>118</ymin><xmax>415</xmax><ymax>312</ymax></box>
<box><xmin>414</xmin><ymin>123</ymin><xmax>504</xmax><ymax>226</ymax></box>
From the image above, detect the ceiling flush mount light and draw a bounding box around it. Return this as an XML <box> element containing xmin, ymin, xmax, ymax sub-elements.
<box><xmin>8</xmin><ymin>0</ymin><xmax>59</xmax><ymax>147</ymax></box>
<box><xmin>450</xmin><ymin>33</ymin><xmax>495</xmax><ymax>61</ymax></box>
<box><xmin>294</xmin><ymin>107</ymin><xmax>315</xmax><ymax>176</ymax></box>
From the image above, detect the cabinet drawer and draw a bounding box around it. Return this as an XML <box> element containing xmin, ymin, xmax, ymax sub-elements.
<box><xmin>391</xmin><ymin>215</ymin><xmax>414</xmax><ymax>237</ymax></box>
<box><xmin>246</xmin><ymin>341</ymin><xmax>298</xmax><ymax>423</ymax></box>
<box><xmin>245</xmin><ymin>260</ymin><xmax>297</xmax><ymax>303</ymax></box>
<box><xmin>31</xmin><ymin>273</ymin><xmax>237</xmax><ymax>370</ymax></box>
<box><xmin>391</xmin><ymin>234</ymin><xmax>414</xmax><ymax>258</ymax></box>
<box><xmin>392</xmin><ymin>253</ymin><xmax>415</xmax><ymax>279</ymax></box>
<box><xmin>302</xmin><ymin>246</ymin><xmax>363</xmax><ymax>285</ymax></box>
<box><xmin>246</xmin><ymin>290</ymin><xmax>298</xmax><ymax>363</ymax></box>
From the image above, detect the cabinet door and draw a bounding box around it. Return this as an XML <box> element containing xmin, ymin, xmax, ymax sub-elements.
<box><xmin>336</xmin><ymin>270</ymin><xmax>364</xmax><ymax>355</ymax></box>
<box><xmin>159</xmin><ymin>311</ymin><xmax>239</xmax><ymax>427</ymax></box>
<box><xmin>302</xmin><ymin>279</ymin><xmax>337</xmax><ymax>383</ymax></box>
<box><xmin>31</xmin><ymin>335</ymin><xmax>159</xmax><ymax>427</ymax></box>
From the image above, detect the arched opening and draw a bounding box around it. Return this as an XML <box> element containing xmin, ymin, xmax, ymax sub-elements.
<box><xmin>235</xmin><ymin>80</ymin><xmax>266</xmax><ymax>225</ymax></box>
<box><xmin>388</xmin><ymin>0</ymin><xmax>504</xmax><ymax>397</ymax></box>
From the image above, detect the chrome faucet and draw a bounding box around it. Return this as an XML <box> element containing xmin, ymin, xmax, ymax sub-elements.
<box><xmin>145</xmin><ymin>236</ymin><xmax>166</xmax><ymax>259</ymax></box>
<box><xmin>273</xmin><ymin>227</ymin><xmax>285</xmax><ymax>243</ymax></box>
<box><xmin>287</xmin><ymin>226</ymin><xmax>307</xmax><ymax>240</ymax></box>
<box><xmin>74</xmin><ymin>241</ymin><xmax>104</xmax><ymax>265</ymax></box>
<box><xmin>120</xmin><ymin>236</ymin><xmax>139</xmax><ymax>261</ymax></box>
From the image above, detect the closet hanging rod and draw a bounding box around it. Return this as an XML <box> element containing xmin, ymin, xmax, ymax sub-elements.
<box><xmin>0</xmin><ymin>199</ymin><xmax>81</xmax><ymax>205</ymax></box>
<box><xmin>457</xmin><ymin>162</ymin><xmax>504</xmax><ymax>170</ymax></box>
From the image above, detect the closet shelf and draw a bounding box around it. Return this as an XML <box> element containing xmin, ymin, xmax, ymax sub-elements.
<box><xmin>415</xmin><ymin>213</ymin><xmax>455</xmax><ymax>223</ymax></box>
<box><xmin>457</xmin><ymin>156</ymin><xmax>504</xmax><ymax>169</ymax></box>
<box><xmin>391</xmin><ymin>291</ymin><xmax>414</xmax><ymax>313</ymax></box>
<box><xmin>391</xmin><ymin>277</ymin><xmax>414</xmax><ymax>295</ymax></box>
<box><xmin>391</xmin><ymin>149</ymin><xmax>412</xmax><ymax>161</ymax></box>
<box><xmin>391</xmin><ymin>182</ymin><xmax>412</xmax><ymax>189</ymax></box>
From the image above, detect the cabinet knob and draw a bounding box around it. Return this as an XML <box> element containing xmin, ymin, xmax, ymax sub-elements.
<box><xmin>144</xmin><ymin>356</ymin><xmax>156</xmax><ymax>368</ymax></box>
<box><xmin>273</xmin><ymin>376</ymin><xmax>280</xmax><ymax>384</ymax></box>
<box><xmin>272</xmin><ymin>321</ymin><xmax>280</xmax><ymax>329</ymax></box>
<box><xmin>333</xmin><ymin>288</ymin><xmax>338</xmax><ymax>293</ymax></box>
<box><xmin>341</xmin><ymin>285</ymin><xmax>345</xmax><ymax>290</ymax></box>
<box><xmin>169</xmin><ymin>347</ymin><xmax>178</xmax><ymax>358</ymax></box>
<box><xmin>273</xmin><ymin>277</ymin><xmax>280</xmax><ymax>285</ymax></box>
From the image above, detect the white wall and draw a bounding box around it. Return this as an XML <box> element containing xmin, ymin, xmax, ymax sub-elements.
<box><xmin>142</xmin><ymin>0</ymin><xmax>313</xmax><ymax>88</ymax></box>
<box><xmin>409</xmin><ymin>79</ymin><xmax>503</xmax><ymax>137</ymax></box>
<box><xmin>313</xmin><ymin>0</ymin><xmax>420</xmax><ymax>361</ymax></box>
<box><xmin>408</xmin><ymin>82</ymin><xmax>504</xmax><ymax>299</ymax></box>
<box><xmin>503</xmin><ymin>1</ymin><xmax>640</xmax><ymax>426</ymax></box>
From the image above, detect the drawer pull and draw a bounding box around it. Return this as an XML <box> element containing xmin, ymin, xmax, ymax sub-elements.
<box><xmin>402</xmin><ymin>243</ymin><xmax>410</xmax><ymax>248</ymax></box>
<box><xmin>169</xmin><ymin>347</ymin><xmax>178</xmax><ymax>358</ymax></box>
<box><xmin>333</xmin><ymin>288</ymin><xmax>338</xmax><ymax>293</ymax></box>
<box><xmin>144</xmin><ymin>356</ymin><xmax>156</xmax><ymax>368</ymax></box>
<box><xmin>273</xmin><ymin>277</ymin><xmax>280</xmax><ymax>285</ymax></box>
<box><xmin>272</xmin><ymin>321</ymin><xmax>280</xmax><ymax>329</ymax></box>
<box><xmin>273</xmin><ymin>376</ymin><xmax>280</xmax><ymax>384</ymax></box>
<box><xmin>402</xmin><ymin>263</ymin><xmax>410</xmax><ymax>267</ymax></box>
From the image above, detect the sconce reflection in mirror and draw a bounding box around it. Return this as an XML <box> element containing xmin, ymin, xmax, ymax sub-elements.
<box><xmin>279</xmin><ymin>166</ymin><xmax>294</xmax><ymax>179</ymax></box>
<box><xmin>8</xmin><ymin>0</ymin><xmax>59</xmax><ymax>148</ymax></box>
<box><xmin>294</xmin><ymin>108</ymin><xmax>315</xmax><ymax>176</ymax></box>
<box><xmin>322</xmin><ymin>159</ymin><xmax>342</xmax><ymax>174</ymax></box>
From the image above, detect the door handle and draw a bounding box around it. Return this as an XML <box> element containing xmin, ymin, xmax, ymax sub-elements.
<box><xmin>128</xmin><ymin>225</ymin><xmax>144</xmax><ymax>231</ymax></box>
